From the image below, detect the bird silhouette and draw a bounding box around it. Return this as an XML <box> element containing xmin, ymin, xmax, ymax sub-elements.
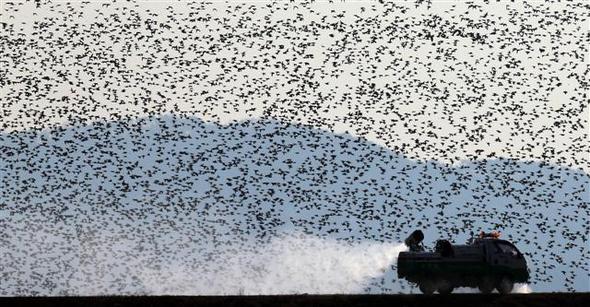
<box><xmin>0</xmin><ymin>0</ymin><xmax>588</xmax><ymax>296</ymax></box>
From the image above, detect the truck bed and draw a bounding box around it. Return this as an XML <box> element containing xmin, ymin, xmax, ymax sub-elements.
<box><xmin>397</xmin><ymin>251</ymin><xmax>489</xmax><ymax>283</ymax></box>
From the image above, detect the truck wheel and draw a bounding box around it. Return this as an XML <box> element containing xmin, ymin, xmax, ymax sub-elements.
<box><xmin>437</xmin><ymin>280</ymin><xmax>454</xmax><ymax>294</ymax></box>
<box><xmin>478</xmin><ymin>278</ymin><xmax>495</xmax><ymax>294</ymax></box>
<box><xmin>419</xmin><ymin>282</ymin><xmax>435</xmax><ymax>295</ymax></box>
<box><xmin>496</xmin><ymin>277</ymin><xmax>514</xmax><ymax>294</ymax></box>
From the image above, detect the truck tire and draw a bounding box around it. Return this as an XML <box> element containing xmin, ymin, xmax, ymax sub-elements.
<box><xmin>478</xmin><ymin>277</ymin><xmax>495</xmax><ymax>294</ymax></box>
<box><xmin>496</xmin><ymin>277</ymin><xmax>514</xmax><ymax>294</ymax></box>
<box><xmin>437</xmin><ymin>280</ymin><xmax>454</xmax><ymax>294</ymax></box>
<box><xmin>419</xmin><ymin>282</ymin><xmax>435</xmax><ymax>295</ymax></box>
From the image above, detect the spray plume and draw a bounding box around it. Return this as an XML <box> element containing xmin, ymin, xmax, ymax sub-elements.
<box><xmin>66</xmin><ymin>232</ymin><xmax>408</xmax><ymax>295</ymax></box>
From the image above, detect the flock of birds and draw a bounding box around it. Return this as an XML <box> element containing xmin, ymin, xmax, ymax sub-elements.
<box><xmin>1</xmin><ymin>0</ymin><xmax>589</xmax><ymax>295</ymax></box>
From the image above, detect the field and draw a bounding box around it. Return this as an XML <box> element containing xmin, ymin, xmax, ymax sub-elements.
<box><xmin>2</xmin><ymin>293</ymin><xmax>588</xmax><ymax>307</ymax></box>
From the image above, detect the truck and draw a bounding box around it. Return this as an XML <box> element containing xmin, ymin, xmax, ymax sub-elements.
<box><xmin>397</xmin><ymin>230</ymin><xmax>529</xmax><ymax>294</ymax></box>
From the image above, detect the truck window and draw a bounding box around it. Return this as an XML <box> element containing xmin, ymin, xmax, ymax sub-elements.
<box><xmin>495</xmin><ymin>242</ymin><xmax>519</xmax><ymax>257</ymax></box>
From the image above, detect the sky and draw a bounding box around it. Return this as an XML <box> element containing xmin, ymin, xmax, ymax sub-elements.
<box><xmin>1</xmin><ymin>0</ymin><xmax>589</xmax><ymax>295</ymax></box>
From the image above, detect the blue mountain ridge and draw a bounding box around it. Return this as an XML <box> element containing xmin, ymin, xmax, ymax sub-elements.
<box><xmin>1</xmin><ymin>115</ymin><xmax>588</xmax><ymax>294</ymax></box>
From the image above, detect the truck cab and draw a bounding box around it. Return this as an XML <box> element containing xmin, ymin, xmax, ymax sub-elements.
<box><xmin>481</xmin><ymin>239</ymin><xmax>528</xmax><ymax>280</ymax></box>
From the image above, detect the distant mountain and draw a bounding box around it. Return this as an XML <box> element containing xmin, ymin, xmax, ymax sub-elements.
<box><xmin>1</xmin><ymin>115</ymin><xmax>588</xmax><ymax>295</ymax></box>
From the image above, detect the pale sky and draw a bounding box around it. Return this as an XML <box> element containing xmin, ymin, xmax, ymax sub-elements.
<box><xmin>2</xmin><ymin>0</ymin><xmax>588</xmax><ymax>172</ymax></box>
<box><xmin>1</xmin><ymin>0</ymin><xmax>589</xmax><ymax>295</ymax></box>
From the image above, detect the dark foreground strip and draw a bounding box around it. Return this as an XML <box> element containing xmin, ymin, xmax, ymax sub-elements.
<box><xmin>1</xmin><ymin>293</ymin><xmax>588</xmax><ymax>307</ymax></box>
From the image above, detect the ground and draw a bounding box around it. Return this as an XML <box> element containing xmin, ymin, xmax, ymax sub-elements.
<box><xmin>2</xmin><ymin>293</ymin><xmax>588</xmax><ymax>307</ymax></box>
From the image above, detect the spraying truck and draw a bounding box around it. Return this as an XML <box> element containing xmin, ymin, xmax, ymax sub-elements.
<box><xmin>397</xmin><ymin>230</ymin><xmax>529</xmax><ymax>294</ymax></box>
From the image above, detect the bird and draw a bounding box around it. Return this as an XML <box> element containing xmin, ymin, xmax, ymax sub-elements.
<box><xmin>0</xmin><ymin>0</ymin><xmax>588</xmax><ymax>296</ymax></box>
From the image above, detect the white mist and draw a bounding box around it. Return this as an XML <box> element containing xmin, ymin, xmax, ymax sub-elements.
<box><xmin>132</xmin><ymin>232</ymin><xmax>407</xmax><ymax>295</ymax></box>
